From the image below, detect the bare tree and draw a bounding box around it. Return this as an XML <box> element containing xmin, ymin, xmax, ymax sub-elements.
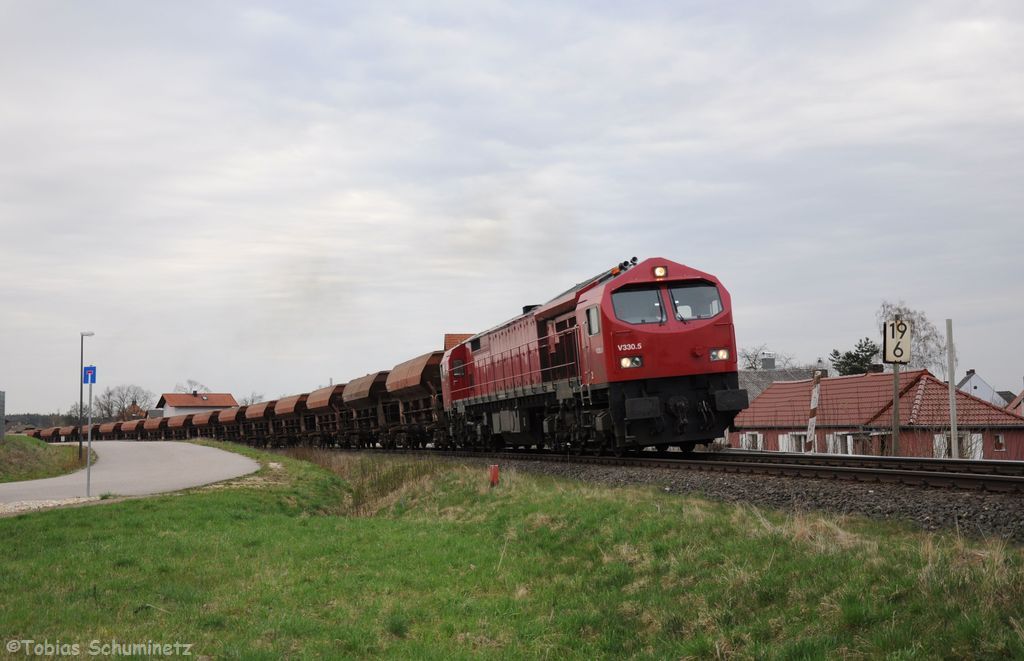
<box><xmin>739</xmin><ymin>344</ymin><xmax>768</xmax><ymax>370</ymax></box>
<box><xmin>239</xmin><ymin>392</ymin><xmax>264</xmax><ymax>406</ymax></box>
<box><xmin>93</xmin><ymin>388</ymin><xmax>118</xmax><ymax>422</ymax></box>
<box><xmin>739</xmin><ymin>344</ymin><xmax>797</xmax><ymax>370</ymax></box>
<box><xmin>92</xmin><ymin>385</ymin><xmax>156</xmax><ymax>422</ymax></box>
<box><xmin>876</xmin><ymin>301</ymin><xmax>953</xmax><ymax>377</ymax></box>
<box><xmin>774</xmin><ymin>352</ymin><xmax>798</xmax><ymax>369</ymax></box>
<box><xmin>175</xmin><ymin>380</ymin><xmax>210</xmax><ymax>394</ymax></box>
<box><xmin>66</xmin><ymin>402</ymin><xmax>94</xmax><ymax>421</ymax></box>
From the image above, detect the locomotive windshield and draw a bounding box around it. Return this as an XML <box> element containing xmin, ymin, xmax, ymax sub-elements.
<box><xmin>611</xmin><ymin>287</ymin><xmax>665</xmax><ymax>324</ymax></box>
<box><xmin>669</xmin><ymin>282</ymin><xmax>723</xmax><ymax>321</ymax></box>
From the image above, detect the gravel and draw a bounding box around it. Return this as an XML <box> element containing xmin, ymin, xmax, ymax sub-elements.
<box><xmin>0</xmin><ymin>497</ymin><xmax>100</xmax><ymax>516</ymax></box>
<box><xmin>454</xmin><ymin>456</ymin><xmax>1024</xmax><ymax>543</ymax></box>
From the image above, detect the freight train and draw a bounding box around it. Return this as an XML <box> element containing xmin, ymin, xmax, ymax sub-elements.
<box><xmin>31</xmin><ymin>257</ymin><xmax>749</xmax><ymax>454</ymax></box>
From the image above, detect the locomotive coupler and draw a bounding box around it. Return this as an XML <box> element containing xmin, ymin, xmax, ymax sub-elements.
<box><xmin>697</xmin><ymin>400</ymin><xmax>714</xmax><ymax>429</ymax></box>
<box><xmin>667</xmin><ymin>396</ymin><xmax>689</xmax><ymax>434</ymax></box>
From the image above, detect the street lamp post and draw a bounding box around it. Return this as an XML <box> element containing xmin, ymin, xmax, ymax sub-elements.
<box><xmin>79</xmin><ymin>331</ymin><xmax>94</xmax><ymax>460</ymax></box>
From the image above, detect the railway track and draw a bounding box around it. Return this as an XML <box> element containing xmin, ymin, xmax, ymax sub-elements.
<box><xmin>349</xmin><ymin>447</ymin><xmax>1024</xmax><ymax>494</ymax></box>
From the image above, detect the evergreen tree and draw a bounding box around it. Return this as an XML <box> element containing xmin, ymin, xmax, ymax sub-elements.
<box><xmin>829</xmin><ymin>338</ymin><xmax>880</xmax><ymax>376</ymax></box>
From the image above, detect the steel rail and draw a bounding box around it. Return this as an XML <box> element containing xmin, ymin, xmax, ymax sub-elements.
<box><xmin>695</xmin><ymin>450</ymin><xmax>1024</xmax><ymax>477</ymax></box>
<box><xmin>345</xmin><ymin>447</ymin><xmax>1024</xmax><ymax>494</ymax></box>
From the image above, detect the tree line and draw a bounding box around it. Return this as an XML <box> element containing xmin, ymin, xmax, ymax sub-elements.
<box><xmin>10</xmin><ymin>378</ymin><xmax>262</xmax><ymax>428</ymax></box>
<box><xmin>68</xmin><ymin>384</ymin><xmax>157</xmax><ymax>423</ymax></box>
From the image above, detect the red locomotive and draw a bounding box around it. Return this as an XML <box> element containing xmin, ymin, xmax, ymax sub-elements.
<box><xmin>441</xmin><ymin>257</ymin><xmax>747</xmax><ymax>453</ymax></box>
<box><xmin>46</xmin><ymin>257</ymin><xmax>747</xmax><ymax>452</ymax></box>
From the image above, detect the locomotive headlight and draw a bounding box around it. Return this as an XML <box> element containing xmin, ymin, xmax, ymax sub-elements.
<box><xmin>710</xmin><ymin>348</ymin><xmax>730</xmax><ymax>361</ymax></box>
<box><xmin>653</xmin><ymin>265</ymin><xmax>668</xmax><ymax>278</ymax></box>
<box><xmin>620</xmin><ymin>356</ymin><xmax>643</xmax><ymax>368</ymax></box>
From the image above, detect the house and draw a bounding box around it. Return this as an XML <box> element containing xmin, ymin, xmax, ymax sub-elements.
<box><xmin>739</xmin><ymin>367</ymin><xmax>818</xmax><ymax>402</ymax></box>
<box><xmin>155</xmin><ymin>392</ymin><xmax>238</xmax><ymax>418</ymax></box>
<box><xmin>729</xmin><ymin>370</ymin><xmax>1024</xmax><ymax>460</ymax></box>
<box><xmin>957</xmin><ymin>369</ymin><xmax>1012</xmax><ymax>407</ymax></box>
<box><xmin>122</xmin><ymin>400</ymin><xmax>147</xmax><ymax>420</ymax></box>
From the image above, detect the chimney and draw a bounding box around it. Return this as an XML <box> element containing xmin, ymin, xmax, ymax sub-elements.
<box><xmin>966</xmin><ymin>369</ymin><xmax>975</xmax><ymax>377</ymax></box>
<box><xmin>192</xmin><ymin>389</ymin><xmax>198</xmax><ymax>397</ymax></box>
<box><xmin>522</xmin><ymin>305</ymin><xmax>540</xmax><ymax>314</ymax></box>
<box><xmin>760</xmin><ymin>352</ymin><xmax>775</xmax><ymax>370</ymax></box>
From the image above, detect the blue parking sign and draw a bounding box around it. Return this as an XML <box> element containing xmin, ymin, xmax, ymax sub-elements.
<box><xmin>83</xmin><ymin>365</ymin><xmax>97</xmax><ymax>384</ymax></box>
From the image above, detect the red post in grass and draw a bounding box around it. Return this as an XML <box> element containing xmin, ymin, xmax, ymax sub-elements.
<box><xmin>489</xmin><ymin>464</ymin><xmax>499</xmax><ymax>488</ymax></box>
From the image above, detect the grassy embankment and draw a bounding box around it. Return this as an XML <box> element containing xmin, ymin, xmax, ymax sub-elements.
<box><xmin>0</xmin><ymin>435</ymin><xmax>90</xmax><ymax>483</ymax></box>
<box><xmin>1</xmin><ymin>442</ymin><xmax>1022</xmax><ymax>658</ymax></box>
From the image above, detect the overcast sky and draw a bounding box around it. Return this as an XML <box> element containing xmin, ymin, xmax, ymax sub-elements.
<box><xmin>2</xmin><ymin>1</ymin><xmax>1022</xmax><ymax>413</ymax></box>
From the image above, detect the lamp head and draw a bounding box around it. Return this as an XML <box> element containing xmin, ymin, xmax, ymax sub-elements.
<box><xmin>81</xmin><ymin>331</ymin><xmax>95</xmax><ymax>337</ymax></box>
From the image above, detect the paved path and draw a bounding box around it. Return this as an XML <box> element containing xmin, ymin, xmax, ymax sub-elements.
<box><xmin>0</xmin><ymin>441</ymin><xmax>260</xmax><ymax>504</ymax></box>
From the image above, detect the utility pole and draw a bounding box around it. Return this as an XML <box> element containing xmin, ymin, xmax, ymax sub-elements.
<box><xmin>946</xmin><ymin>319</ymin><xmax>959</xmax><ymax>459</ymax></box>
<box><xmin>84</xmin><ymin>364</ymin><xmax>96</xmax><ymax>496</ymax></box>
<box><xmin>892</xmin><ymin>361</ymin><xmax>900</xmax><ymax>456</ymax></box>
<box><xmin>79</xmin><ymin>331</ymin><xmax>94</xmax><ymax>460</ymax></box>
<box><xmin>87</xmin><ymin>378</ymin><xmax>93</xmax><ymax>496</ymax></box>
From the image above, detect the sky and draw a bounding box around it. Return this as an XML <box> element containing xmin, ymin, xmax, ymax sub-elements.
<box><xmin>1</xmin><ymin>1</ymin><xmax>1023</xmax><ymax>413</ymax></box>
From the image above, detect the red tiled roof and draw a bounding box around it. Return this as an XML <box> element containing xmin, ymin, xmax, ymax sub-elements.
<box><xmin>121</xmin><ymin>420</ymin><xmax>143</xmax><ymax>432</ymax></box>
<box><xmin>444</xmin><ymin>333</ymin><xmax>474</xmax><ymax>351</ymax></box>
<box><xmin>99</xmin><ymin>422</ymin><xmax>121</xmax><ymax>434</ymax></box>
<box><xmin>734</xmin><ymin>370</ymin><xmax>1024</xmax><ymax>430</ymax></box>
<box><xmin>868</xmin><ymin>376</ymin><xmax>1024</xmax><ymax>428</ymax></box>
<box><xmin>735</xmin><ymin>370</ymin><xmax>923</xmax><ymax>428</ymax></box>
<box><xmin>156</xmin><ymin>393</ymin><xmax>238</xmax><ymax>408</ymax></box>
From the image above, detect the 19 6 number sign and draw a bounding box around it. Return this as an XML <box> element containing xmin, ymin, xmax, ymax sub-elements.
<box><xmin>883</xmin><ymin>319</ymin><xmax>912</xmax><ymax>364</ymax></box>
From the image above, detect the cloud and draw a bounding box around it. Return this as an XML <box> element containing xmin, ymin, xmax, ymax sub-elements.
<box><xmin>1</xmin><ymin>1</ymin><xmax>1023</xmax><ymax>411</ymax></box>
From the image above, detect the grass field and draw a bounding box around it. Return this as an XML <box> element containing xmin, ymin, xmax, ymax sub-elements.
<box><xmin>0</xmin><ymin>435</ymin><xmax>90</xmax><ymax>483</ymax></box>
<box><xmin>1</xmin><ymin>442</ymin><xmax>1022</xmax><ymax>658</ymax></box>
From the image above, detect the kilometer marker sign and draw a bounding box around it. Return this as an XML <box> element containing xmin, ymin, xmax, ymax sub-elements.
<box><xmin>883</xmin><ymin>320</ymin><xmax>912</xmax><ymax>364</ymax></box>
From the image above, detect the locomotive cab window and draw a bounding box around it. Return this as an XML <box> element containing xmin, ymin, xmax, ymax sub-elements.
<box><xmin>453</xmin><ymin>359</ymin><xmax>465</xmax><ymax>377</ymax></box>
<box><xmin>670</xmin><ymin>282</ymin><xmax>723</xmax><ymax>321</ymax></box>
<box><xmin>586</xmin><ymin>307</ymin><xmax>601</xmax><ymax>335</ymax></box>
<box><xmin>611</xmin><ymin>287</ymin><xmax>665</xmax><ymax>325</ymax></box>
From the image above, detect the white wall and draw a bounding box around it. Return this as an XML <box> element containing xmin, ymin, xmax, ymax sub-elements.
<box><xmin>163</xmin><ymin>406</ymin><xmax>224</xmax><ymax>417</ymax></box>
<box><xmin>958</xmin><ymin>373</ymin><xmax>1007</xmax><ymax>407</ymax></box>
